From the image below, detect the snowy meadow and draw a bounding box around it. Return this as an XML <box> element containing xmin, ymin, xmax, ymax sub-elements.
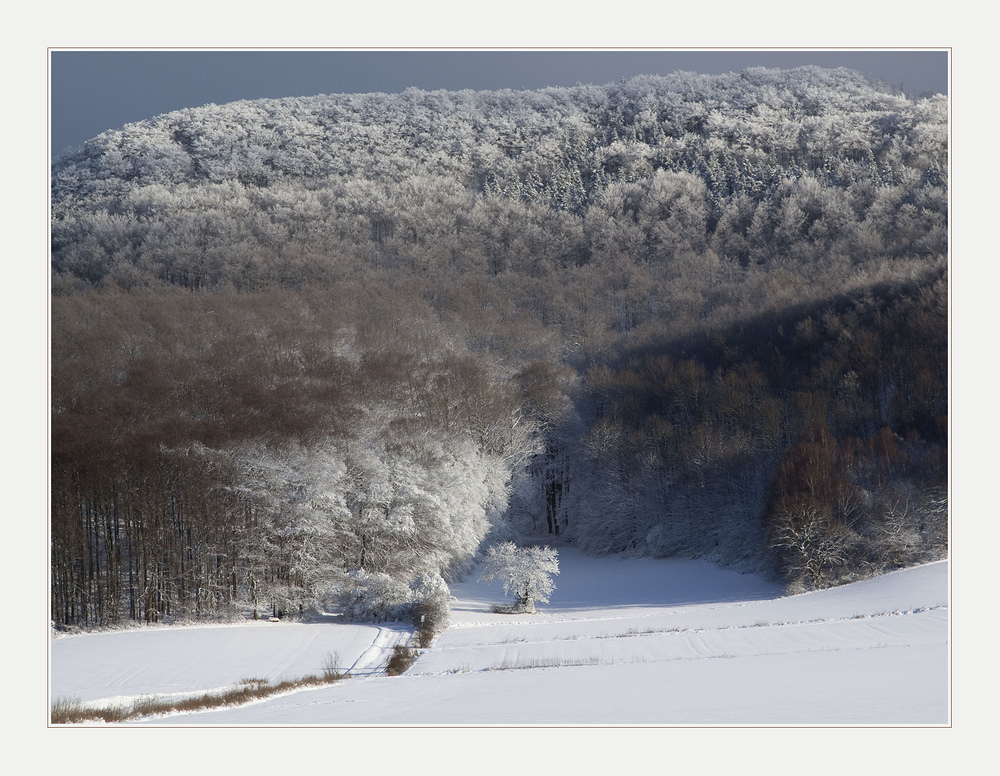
<box><xmin>50</xmin><ymin>548</ymin><xmax>948</xmax><ymax>726</ymax></box>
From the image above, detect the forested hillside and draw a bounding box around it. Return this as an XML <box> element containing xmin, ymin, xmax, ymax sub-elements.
<box><xmin>51</xmin><ymin>67</ymin><xmax>948</xmax><ymax>628</ymax></box>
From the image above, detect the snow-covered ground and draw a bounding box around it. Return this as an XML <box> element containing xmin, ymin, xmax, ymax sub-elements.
<box><xmin>50</xmin><ymin>548</ymin><xmax>949</xmax><ymax>725</ymax></box>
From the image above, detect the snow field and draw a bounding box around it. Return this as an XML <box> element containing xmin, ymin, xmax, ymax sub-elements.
<box><xmin>50</xmin><ymin>549</ymin><xmax>948</xmax><ymax>725</ymax></box>
<box><xmin>50</xmin><ymin>619</ymin><xmax>406</xmax><ymax>707</ymax></box>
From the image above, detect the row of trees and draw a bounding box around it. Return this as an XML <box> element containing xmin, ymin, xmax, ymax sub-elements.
<box><xmin>51</xmin><ymin>68</ymin><xmax>948</xmax><ymax>627</ymax></box>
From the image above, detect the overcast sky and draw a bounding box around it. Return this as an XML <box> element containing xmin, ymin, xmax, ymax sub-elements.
<box><xmin>50</xmin><ymin>49</ymin><xmax>948</xmax><ymax>159</ymax></box>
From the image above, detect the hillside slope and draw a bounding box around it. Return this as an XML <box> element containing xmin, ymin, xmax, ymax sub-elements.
<box><xmin>50</xmin><ymin>67</ymin><xmax>949</xmax><ymax>629</ymax></box>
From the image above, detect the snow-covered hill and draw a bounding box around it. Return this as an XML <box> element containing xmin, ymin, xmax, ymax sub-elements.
<box><xmin>50</xmin><ymin>549</ymin><xmax>948</xmax><ymax>725</ymax></box>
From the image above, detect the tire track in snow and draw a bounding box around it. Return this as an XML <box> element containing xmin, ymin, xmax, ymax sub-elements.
<box><xmin>411</xmin><ymin>606</ymin><xmax>948</xmax><ymax>676</ymax></box>
<box><xmin>444</xmin><ymin>604</ymin><xmax>948</xmax><ymax>649</ymax></box>
<box><xmin>347</xmin><ymin>627</ymin><xmax>410</xmax><ymax>676</ymax></box>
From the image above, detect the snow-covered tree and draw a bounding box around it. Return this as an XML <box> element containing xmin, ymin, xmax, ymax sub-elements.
<box><xmin>479</xmin><ymin>542</ymin><xmax>559</xmax><ymax>613</ymax></box>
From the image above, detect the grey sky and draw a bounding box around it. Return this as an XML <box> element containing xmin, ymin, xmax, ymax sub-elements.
<box><xmin>50</xmin><ymin>49</ymin><xmax>949</xmax><ymax>159</ymax></box>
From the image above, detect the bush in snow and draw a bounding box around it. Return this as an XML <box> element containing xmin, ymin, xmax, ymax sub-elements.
<box><xmin>410</xmin><ymin>572</ymin><xmax>452</xmax><ymax>646</ymax></box>
<box><xmin>337</xmin><ymin>570</ymin><xmax>415</xmax><ymax>622</ymax></box>
<box><xmin>479</xmin><ymin>542</ymin><xmax>560</xmax><ymax>614</ymax></box>
<box><xmin>336</xmin><ymin>569</ymin><xmax>453</xmax><ymax>633</ymax></box>
<box><xmin>385</xmin><ymin>644</ymin><xmax>419</xmax><ymax>676</ymax></box>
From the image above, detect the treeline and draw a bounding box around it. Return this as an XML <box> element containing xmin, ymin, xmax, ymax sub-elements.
<box><xmin>51</xmin><ymin>68</ymin><xmax>948</xmax><ymax>627</ymax></box>
<box><xmin>51</xmin><ymin>286</ymin><xmax>559</xmax><ymax>626</ymax></box>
